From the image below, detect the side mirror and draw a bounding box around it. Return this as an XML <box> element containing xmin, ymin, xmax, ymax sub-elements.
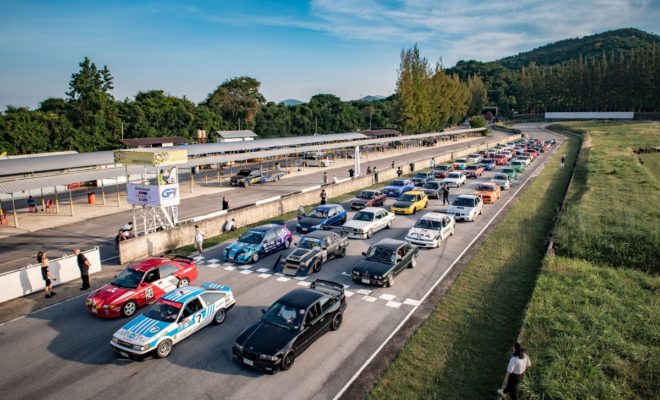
<box><xmin>361</xmin><ymin>252</ymin><xmax>366</xmax><ymax>256</ymax></box>
<box><xmin>293</xmin><ymin>242</ymin><xmax>298</xmax><ymax>246</ymax></box>
<box><xmin>261</xmin><ymin>308</ymin><xmax>266</xmax><ymax>315</ymax></box>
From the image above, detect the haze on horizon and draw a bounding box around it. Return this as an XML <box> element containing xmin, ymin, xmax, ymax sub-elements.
<box><xmin>1</xmin><ymin>0</ymin><xmax>658</xmax><ymax>109</ymax></box>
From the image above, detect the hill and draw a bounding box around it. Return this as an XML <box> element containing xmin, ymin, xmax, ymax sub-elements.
<box><xmin>280</xmin><ymin>99</ymin><xmax>303</xmax><ymax>106</ymax></box>
<box><xmin>360</xmin><ymin>95</ymin><xmax>386</xmax><ymax>102</ymax></box>
<box><xmin>498</xmin><ymin>28</ymin><xmax>660</xmax><ymax>69</ymax></box>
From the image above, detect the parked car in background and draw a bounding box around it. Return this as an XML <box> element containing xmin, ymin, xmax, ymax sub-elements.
<box><xmin>86</xmin><ymin>256</ymin><xmax>198</xmax><ymax>318</ymax></box>
<box><xmin>492</xmin><ymin>173</ymin><xmax>513</xmax><ymax>190</ymax></box>
<box><xmin>382</xmin><ymin>179</ymin><xmax>415</xmax><ymax>197</ymax></box>
<box><xmin>352</xmin><ymin>239</ymin><xmax>419</xmax><ymax>287</ymax></box>
<box><xmin>447</xmin><ymin>194</ymin><xmax>483</xmax><ymax>222</ymax></box>
<box><xmin>110</xmin><ymin>283</ymin><xmax>235</xmax><ymax>359</ymax></box>
<box><xmin>465</xmin><ymin>164</ymin><xmax>485</xmax><ymax>178</ymax></box>
<box><xmin>411</xmin><ymin>172</ymin><xmax>434</xmax><ymax>186</ymax></box>
<box><xmin>342</xmin><ymin>207</ymin><xmax>395</xmax><ymax>239</ymax></box>
<box><xmin>349</xmin><ymin>190</ymin><xmax>387</xmax><ymax>210</ymax></box>
<box><xmin>442</xmin><ymin>172</ymin><xmax>467</xmax><ymax>188</ymax></box>
<box><xmin>223</xmin><ymin>224</ymin><xmax>292</xmax><ymax>264</ymax></box>
<box><xmin>296</xmin><ymin>204</ymin><xmax>347</xmax><ymax>233</ymax></box>
<box><xmin>404</xmin><ymin>212</ymin><xmax>456</xmax><ymax>248</ymax></box>
<box><xmin>390</xmin><ymin>191</ymin><xmax>429</xmax><ymax>215</ymax></box>
<box><xmin>276</xmin><ymin>231</ymin><xmax>348</xmax><ymax>276</ymax></box>
<box><xmin>422</xmin><ymin>180</ymin><xmax>443</xmax><ymax>199</ymax></box>
<box><xmin>233</xmin><ymin>280</ymin><xmax>346</xmax><ymax>373</ymax></box>
<box><xmin>475</xmin><ymin>182</ymin><xmax>501</xmax><ymax>204</ymax></box>
<box><xmin>300</xmin><ymin>154</ymin><xmax>332</xmax><ymax>167</ymax></box>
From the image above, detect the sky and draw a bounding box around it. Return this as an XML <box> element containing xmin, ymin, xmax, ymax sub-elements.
<box><xmin>1</xmin><ymin>0</ymin><xmax>658</xmax><ymax>109</ymax></box>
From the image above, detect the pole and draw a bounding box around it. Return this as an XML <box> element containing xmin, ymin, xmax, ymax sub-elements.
<box><xmin>190</xmin><ymin>168</ymin><xmax>194</xmax><ymax>193</ymax></box>
<box><xmin>116</xmin><ymin>176</ymin><xmax>121</xmax><ymax>207</ymax></box>
<box><xmin>101</xmin><ymin>179</ymin><xmax>106</xmax><ymax>205</ymax></box>
<box><xmin>55</xmin><ymin>186</ymin><xmax>60</xmax><ymax>214</ymax></box>
<box><xmin>11</xmin><ymin>192</ymin><xmax>18</xmax><ymax>228</ymax></box>
<box><xmin>68</xmin><ymin>189</ymin><xmax>75</xmax><ymax>217</ymax></box>
<box><xmin>40</xmin><ymin>187</ymin><xmax>45</xmax><ymax>211</ymax></box>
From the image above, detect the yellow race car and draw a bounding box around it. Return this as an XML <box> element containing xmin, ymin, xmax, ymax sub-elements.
<box><xmin>390</xmin><ymin>191</ymin><xmax>429</xmax><ymax>214</ymax></box>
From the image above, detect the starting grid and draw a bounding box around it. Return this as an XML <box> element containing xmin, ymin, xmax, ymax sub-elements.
<box><xmin>190</xmin><ymin>253</ymin><xmax>421</xmax><ymax>309</ymax></box>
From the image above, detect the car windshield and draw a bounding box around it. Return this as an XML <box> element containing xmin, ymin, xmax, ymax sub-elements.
<box><xmin>308</xmin><ymin>208</ymin><xmax>328</xmax><ymax>218</ymax></box>
<box><xmin>354</xmin><ymin>211</ymin><xmax>375</xmax><ymax>221</ymax></box>
<box><xmin>299</xmin><ymin>237</ymin><xmax>322</xmax><ymax>249</ymax></box>
<box><xmin>453</xmin><ymin>197</ymin><xmax>475</xmax><ymax>207</ymax></box>
<box><xmin>262</xmin><ymin>301</ymin><xmax>305</xmax><ymax>330</ymax></box>
<box><xmin>414</xmin><ymin>219</ymin><xmax>442</xmax><ymax>230</ymax></box>
<box><xmin>512</xmin><ymin>161</ymin><xmax>523</xmax><ymax>165</ymax></box>
<box><xmin>424</xmin><ymin>182</ymin><xmax>440</xmax><ymax>189</ymax></box>
<box><xmin>237</xmin><ymin>170</ymin><xmax>251</xmax><ymax>176</ymax></box>
<box><xmin>494</xmin><ymin>174</ymin><xmax>508</xmax><ymax>180</ymax></box>
<box><xmin>144</xmin><ymin>300</ymin><xmax>182</xmax><ymax>322</ymax></box>
<box><xmin>112</xmin><ymin>268</ymin><xmax>144</xmax><ymax>289</ymax></box>
<box><xmin>456</xmin><ymin>159</ymin><xmax>466</xmax><ymax>163</ymax></box>
<box><xmin>466</xmin><ymin>165</ymin><xmax>477</xmax><ymax>170</ymax></box>
<box><xmin>483</xmin><ymin>159</ymin><xmax>494</xmax><ymax>164</ymax></box>
<box><xmin>436</xmin><ymin>165</ymin><xmax>450</xmax><ymax>171</ymax></box>
<box><xmin>365</xmin><ymin>246</ymin><xmax>395</xmax><ymax>264</ymax></box>
<box><xmin>447</xmin><ymin>173</ymin><xmax>461</xmax><ymax>179</ymax></box>
<box><xmin>414</xmin><ymin>173</ymin><xmax>427</xmax><ymax>179</ymax></box>
<box><xmin>478</xmin><ymin>184</ymin><xmax>497</xmax><ymax>191</ymax></box>
<box><xmin>239</xmin><ymin>230</ymin><xmax>265</xmax><ymax>244</ymax></box>
<box><xmin>503</xmin><ymin>169</ymin><xmax>514</xmax><ymax>174</ymax></box>
<box><xmin>391</xmin><ymin>180</ymin><xmax>405</xmax><ymax>187</ymax></box>
<box><xmin>358</xmin><ymin>191</ymin><xmax>375</xmax><ymax>199</ymax></box>
<box><xmin>398</xmin><ymin>194</ymin><xmax>417</xmax><ymax>202</ymax></box>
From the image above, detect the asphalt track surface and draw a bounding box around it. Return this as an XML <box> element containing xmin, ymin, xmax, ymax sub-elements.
<box><xmin>0</xmin><ymin>125</ymin><xmax>562</xmax><ymax>400</ymax></box>
<box><xmin>0</xmin><ymin>133</ymin><xmax>506</xmax><ymax>273</ymax></box>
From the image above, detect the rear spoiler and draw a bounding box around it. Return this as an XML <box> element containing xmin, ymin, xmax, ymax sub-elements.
<box><xmin>310</xmin><ymin>279</ymin><xmax>344</xmax><ymax>298</ymax></box>
<box><xmin>171</xmin><ymin>255</ymin><xmax>194</xmax><ymax>264</ymax></box>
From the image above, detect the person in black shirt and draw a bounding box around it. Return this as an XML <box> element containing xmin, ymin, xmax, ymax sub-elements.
<box><xmin>222</xmin><ymin>196</ymin><xmax>229</xmax><ymax>210</ymax></box>
<box><xmin>38</xmin><ymin>251</ymin><xmax>56</xmax><ymax>298</ymax></box>
<box><xmin>115</xmin><ymin>229</ymin><xmax>127</xmax><ymax>250</ymax></box>
<box><xmin>442</xmin><ymin>183</ymin><xmax>450</xmax><ymax>205</ymax></box>
<box><xmin>74</xmin><ymin>249</ymin><xmax>90</xmax><ymax>290</ymax></box>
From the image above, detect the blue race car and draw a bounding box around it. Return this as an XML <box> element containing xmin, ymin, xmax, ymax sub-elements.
<box><xmin>110</xmin><ymin>283</ymin><xmax>236</xmax><ymax>359</ymax></box>
<box><xmin>296</xmin><ymin>204</ymin><xmax>347</xmax><ymax>233</ymax></box>
<box><xmin>382</xmin><ymin>179</ymin><xmax>415</xmax><ymax>197</ymax></box>
<box><xmin>223</xmin><ymin>223</ymin><xmax>293</xmax><ymax>264</ymax></box>
<box><xmin>480</xmin><ymin>159</ymin><xmax>496</xmax><ymax>171</ymax></box>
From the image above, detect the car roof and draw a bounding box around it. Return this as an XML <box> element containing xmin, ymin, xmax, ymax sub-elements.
<box><xmin>161</xmin><ymin>286</ymin><xmax>206</xmax><ymax>304</ymax></box>
<box><xmin>477</xmin><ymin>183</ymin><xmax>498</xmax><ymax>190</ymax></box>
<box><xmin>419</xmin><ymin>212</ymin><xmax>451</xmax><ymax>221</ymax></box>
<box><xmin>252</xmin><ymin>223</ymin><xmax>285</xmax><ymax>232</ymax></box>
<box><xmin>279</xmin><ymin>288</ymin><xmax>325</xmax><ymax>309</ymax></box>
<box><xmin>372</xmin><ymin>238</ymin><xmax>407</xmax><ymax>249</ymax></box>
<box><xmin>360</xmin><ymin>207</ymin><xmax>387</xmax><ymax>213</ymax></box>
<box><xmin>456</xmin><ymin>194</ymin><xmax>479</xmax><ymax>199</ymax></box>
<box><xmin>130</xmin><ymin>257</ymin><xmax>179</xmax><ymax>272</ymax></box>
<box><xmin>313</xmin><ymin>204</ymin><xmax>341</xmax><ymax>211</ymax></box>
<box><xmin>403</xmin><ymin>190</ymin><xmax>424</xmax><ymax>195</ymax></box>
<box><xmin>302</xmin><ymin>230</ymin><xmax>337</xmax><ymax>239</ymax></box>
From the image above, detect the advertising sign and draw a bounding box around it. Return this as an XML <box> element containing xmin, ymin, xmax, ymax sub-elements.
<box><xmin>113</xmin><ymin>149</ymin><xmax>188</xmax><ymax>166</ymax></box>
<box><xmin>127</xmin><ymin>183</ymin><xmax>180</xmax><ymax>206</ymax></box>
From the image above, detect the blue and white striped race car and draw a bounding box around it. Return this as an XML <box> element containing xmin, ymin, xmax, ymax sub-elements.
<box><xmin>110</xmin><ymin>283</ymin><xmax>236</xmax><ymax>359</ymax></box>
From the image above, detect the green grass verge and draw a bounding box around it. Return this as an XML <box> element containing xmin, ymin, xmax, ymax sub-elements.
<box><xmin>550</xmin><ymin>121</ymin><xmax>660</xmax><ymax>273</ymax></box>
<box><xmin>369</xmin><ymin>133</ymin><xmax>580</xmax><ymax>399</ymax></box>
<box><xmin>520</xmin><ymin>122</ymin><xmax>660</xmax><ymax>399</ymax></box>
<box><xmin>521</xmin><ymin>256</ymin><xmax>659</xmax><ymax>399</ymax></box>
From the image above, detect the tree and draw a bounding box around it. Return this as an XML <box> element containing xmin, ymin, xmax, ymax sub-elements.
<box><xmin>205</xmin><ymin>76</ymin><xmax>265</xmax><ymax>130</ymax></box>
<box><xmin>467</xmin><ymin>74</ymin><xmax>488</xmax><ymax>116</ymax></box>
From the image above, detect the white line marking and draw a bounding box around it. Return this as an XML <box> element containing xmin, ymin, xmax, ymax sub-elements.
<box><xmin>206</xmin><ymin>263</ymin><xmax>219</xmax><ymax>269</ymax></box>
<box><xmin>379</xmin><ymin>294</ymin><xmax>396</xmax><ymax>301</ymax></box>
<box><xmin>333</xmin><ymin>130</ymin><xmax>555</xmax><ymax>400</ymax></box>
<box><xmin>403</xmin><ymin>299</ymin><xmax>421</xmax><ymax>306</ymax></box>
<box><xmin>207</xmin><ymin>259</ymin><xmax>220</xmax><ymax>263</ymax></box>
<box><xmin>345</xmin><ymin>291</ymin><xmax>355</xmax><ymax>297</ymax></box>
<box><xmin>258</xmin><ymin>273</ymin><xmax>271</xmax><ymax>279</ymax></box>
<box><xmin>385</xmin><ymin>301</ymin><xmax>402</xmax><ymax>309</ymax></box>
<box><xmin>294</xmin><ymin>276</ymin><xmax>308</xmax><ymax>281</ymax></box>
<box><xmin>256</xmin><ymin>268</ymin><xmax>269</xmax><ymax>273</ymax></box>
<box><xmin>356</xmin><ymin>289</ymin><xmax>372</xmax><ymax>296</ymax></box>
<box><xmin>274</xmin><ymin>273</ymin><xmax>285</xmax><ymax>277</ymax></box>
<box><xmin>223</xmin><ymin>266</ymin><xmax>236</xmax><ymax>271</ymax></box>
<box><xmin>297</xmin><ymin>281</ymin><xmax>311</xmax><ymax>287</ymax></box>
<box><xmin>276</xmin><ymin>277</ymin><xmax>291</xmax><ymax>282</ymax></box>
<box><xmin>101</xmin><ymin>255</ymin><xmax>118</xmax><ymax>262</ymax></box>
<box><xmin>239</xmin><ymin>270</ymin><xmax>253</xmax><ymax>275</ymax></box>
<box><xmin>238</xmin><ymin>265</ymin><xmax>252</xmax><ymax>270</ymax></box>
<box><xmin>340</xmin><ymin>272</ymin><xmax>352</xmax><ymax>277</ymax></box>
<box><xmin>362</xmin><ymin>296</ymin><xmax>377</xmax><ymax>302</ymax></box>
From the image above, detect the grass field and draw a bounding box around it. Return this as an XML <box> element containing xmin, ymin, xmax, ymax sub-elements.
<box><xmin>520</xmin><ymin>122</ymin><xmax>660</xmax><ymax>399</ymax></box>
<box><xmin>369</xmin><ymin>132</ymin><xmax>580</xmax><ymax>399</ymax></box>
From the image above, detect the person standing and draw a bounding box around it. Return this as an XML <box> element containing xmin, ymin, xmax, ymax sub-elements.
<box><xmin>348</xmin><ymin>168</ymin><xmax>355</xmax><ymax>178</ymax></box>
<box><xmin>27</xmin><ymin>195</ymin><xmax>37</xmax><ymax>213</ymax></box>
<box><xmin>430</xmin><ymin>157</ymin><xmax>436</xmax><ymax>169</ymax></box>
<box><xmin>499</xmin><ymin>343</ymin><xmax>532</xmax><ymax>400</ymax></box>
<box><xmin>397</xmin><ymin>166</ymin><xmax>403</xmax><ymax>178</ymax></box>
<box><xmin>74</xmin><ymin>249</ymin><xmax>91</xmax><ymax>290</ymax></box>
<box><xmin>391</xmin><ymin>160</ymin><xmax>395</xmax><ymax>169</ymax></box>
<box><xmin>323</xmin><ymin>172</ymin><xmax>328</xmax><ymax>185</ymax></box>
<box><xmin>561</xmin><ymin>155</ymin><xmax>566</xmax><ymax>167</ymax></box>
<box><xmin>373</xmin><ymin>166</ymin><xmax>379</xmax><ymax>183</ymax></box>
<box><xmin>194</xmin><ymin>225</ymin><xmax>204</xmax><ymax>254</ymax></box>
<box><xmin>333</xmin><ymin>173</ymin><xmax>339</xmax><ymax>184</ymax></box>
<box><xmin>442</xmin><ymin>183</ymin><xmax>450</xmax><ymax>206</ymax></box>
<box><xmin>222</xmin><ymin>196</ymin><xmax>229</xmax><ymax>210</ymax></box>
<box><xmin>38</xmin><ymin>251</ymin><xmax>56</xmax><ymax>298</ymax></box>
<box><xmin>320</xmin><ymin>189</ymin><xmax>327</xmax><ymax>205</ymax></box>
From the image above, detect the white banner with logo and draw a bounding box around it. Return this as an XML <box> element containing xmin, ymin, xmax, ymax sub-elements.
<box><xmin>127</xmin><ymin>183</ymin><xmax>180</xmax><ymax>206</ymax></box>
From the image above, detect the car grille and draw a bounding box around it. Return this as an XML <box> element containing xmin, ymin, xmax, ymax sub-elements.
<box><xmin>285</xmin><ymin>260</ymin><xmax>300</xmax><ymax>265</ymax></box>
<box><xmin>116</xmin><ymin>339</ymin><xmax>132</xmax><ymax>348</ymax></box>
<box><xmin>241</xmin><ymin>348</ymin><xmax>260</xmax><ymax>360</ymax></box>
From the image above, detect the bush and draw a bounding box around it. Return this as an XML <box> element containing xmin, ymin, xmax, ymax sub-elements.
<box><xmin>469</xmin><ymin>115</ymin><xmax>487</xmax><ymax>128</ymax></box>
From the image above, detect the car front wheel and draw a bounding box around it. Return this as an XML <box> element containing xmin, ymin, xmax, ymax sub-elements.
<box><xmin>251</xmin><ymin>253</ymin><xmax>260</xmax><ymax>263</ymax></box>
<box><xmin>409</xmin><ymin>257</ymin><xmax>416</xmax><ymax>268</ymax></box>
<box><xmin>156</xmin><ymin>339</ymin><xmax>173</xmax><ymax>358</ymax></box>
<box><xmin>366</xmin><ymin>229</ymin><xmax>373</xmax><ymax>239</ymax></box>
<box><xmin>312</xmin><ymin>259</ymin><xmax>322</xmax><ymax>273</ymax></box>
<box><xmin>281</xmin><ymin>351</ymin><xmax>296</xmax><ymax>371</ymax></box>
<box><xmin>121</xmin><ymin>300</ymin><xmax>137</xmax><ymax>317</ymax></box>
<box><xmin>386</xmin><ymin>275</ymin><xmax>394</xmax><ymax>287</ymax></box>
<box><xmin>337</xmin><ymin>246</ymin><xmax>347</xmax><ymax>257</ymax></box>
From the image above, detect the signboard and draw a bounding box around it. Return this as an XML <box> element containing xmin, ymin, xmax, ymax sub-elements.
<box><xmin>113</xmin><ymin>149</ymin><xmax>188</xmax><ymax>166</ymax></box>
<box><xmin>127</xmin><ymin>183</ymin><xmax>180</xmax><ymax>206</ymax></box>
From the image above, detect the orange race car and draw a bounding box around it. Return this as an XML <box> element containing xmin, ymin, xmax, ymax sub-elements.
<box><xmin>475</xmin><ymin>182</ymin><xmax>501</xmax><ymax>204</ymax></box>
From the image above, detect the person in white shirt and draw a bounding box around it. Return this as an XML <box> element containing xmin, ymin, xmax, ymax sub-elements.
<box><xmin>429</xmin><ymin>157</ymin><xmax>436</xmax><ymax>169</ymax></box>
<box><xmin>499</xmin><ymin>342</ymin><xmax>532</xmax><ymax>400</ymax></box>
<box><xmin>224</xmin><ymin>218</ymin><xmax>236</xmax><ymax>233</ymax></box>
<box><xmin>194</xmin><ymin>225</ymin><xmax>204</xmax><ymax>254</ymax></box>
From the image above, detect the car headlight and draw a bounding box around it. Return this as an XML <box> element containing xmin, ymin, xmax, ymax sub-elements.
<box><xmin>103</xmin><ymin>304</ymin><xmax>111</xmax><ymax>309</ymax></box>
<box><xmin>259</xmin><ymin>354</ymin><xmax>280</xmax><ymax>361</ymax></box>
<box><xmin>374</xmin><ymin>275</ymin><xmax>382</xmax><ymax>280</ymax></box>
<box><xmin>111</xmin><ymin>337</ymin><xmax>119</xmax><ymax>344</ymax></box>
<box><xmin>296</xmin><ymin>223</ymin><xmax>301</xmax><ymax>228</ymax></box>
<box><xmin>234</xmin><ymin>343</ymin><xmax>244</xmax><ymax>352</ymax></box>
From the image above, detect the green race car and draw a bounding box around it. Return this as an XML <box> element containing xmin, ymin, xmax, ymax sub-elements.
<box><xmin>501</xmin><ymin>168</ymin><xmax>518</xmax><ymax>180</ymax></box>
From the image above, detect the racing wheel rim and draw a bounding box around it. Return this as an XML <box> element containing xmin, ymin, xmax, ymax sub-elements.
<box><xmin>214</xmin><ymin>309</ymin><xmax>226</xmax><ymax>325</ymax></box>
<box><xmin>122</xmin><ymin>301</ymin><xmax>137</xmax><ymax>317</ymax></box>
<box><xmin>157</xmin><ymin>340</ymin><xmax>172</xmax><ymax>358</ymax></box>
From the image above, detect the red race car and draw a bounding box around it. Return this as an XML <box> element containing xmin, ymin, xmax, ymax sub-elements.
<box><xmin>85</xmin><ymin>256</ymin><xmax>198</xmax><ymax>318</ymax></box>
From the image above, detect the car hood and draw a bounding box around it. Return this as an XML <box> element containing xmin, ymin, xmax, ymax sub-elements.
<box><xmin>298</xmin><ymin>216</ymin><xmax>325</xmax><ymax>227</ymax></box>
<box><xmin>448</xmin><ymin>205</ymin><xmax>475</xmax><ymax>213</ymax></box>
<box><xmin>88</xmin><ymin>283</ymin><xmax>136</xmax><ymax>306</ymax></box>
<box><xmin>115</xmin><ymin>315</ymin><xmax>172</xmax><ymax>343</ymax></box>
<box><xmin>392</xmin><ymin>201</ymin><xmax>413</xmax><ymax>208</ymax></box>
<box><xmin>353</xmin><ymin>259</ymin><xmax>394</xmax><ymax>276</ymax></box>
<box><xmin>383</xmin><ymin>186</ymin><xmax>403</xmax><ymax>191</ymax></box>
<box><xmin>236</xmin><ymin>320</ymin><xmax>298</xmax><ymax>356</ymax></box>
<box><xmin>231</xmin><ymin>174</ymin><xmax>249</xmax><ymax>180</ymax></box>
<box><xmin>343</xmin><ymin>220</ymin><xmax>374</xmax><ymax>230</ymax></box>
<box><xmin>227</xmin><ymin>241</ymin><xmax>261</xmax><ymax>254</ymax></box>
<box><xmin>350</xmin><ymin>198</ymin><xmax>369</xmax><ymax>205</ymax></box>
<box><xmin>285</xmin><ymin>248</ymin><xmax>316</xmax><ymax>262</ymax></box>
<box><xmin>406</xmin><ymin>227</ymin><xmax>441</xmax><ymax>238</ymax></box>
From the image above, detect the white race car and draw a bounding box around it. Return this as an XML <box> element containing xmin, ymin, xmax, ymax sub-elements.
<box><xmin>466</xmin><ymin>154</ymin><xmax>482</xmax><ymax>164</ymax></box>
<box><xmin>447</xmin><ymin>195</ymin><xmax>483</xmax><ymax>222</ymax></box>
<box><xmin>491</xmin><ymin>173</ymin><xmax>512</xmax><ymax>190</ymax></box>
<box><xmin>442</xmin><ymin>172</ymin><xmax>467</xmax><ymax>188</ymax></box>
<box><xmin>341</xmin><ymin>207</ymin><xmax>395</xmax><ymax>239</ymax></box>
<box><xmin>405</xmin><ymin>212</ymin><xmax>456</xmax><ymax>248</ymax></box>
<box><xmin>110</xmin><ymin>283</ymin><xmax>236</xmax><ymax>359</ymax></box>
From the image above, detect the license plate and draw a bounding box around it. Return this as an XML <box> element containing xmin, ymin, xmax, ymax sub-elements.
<box><xmin>301</xmin><ymin>228</ymin><xmax>307</xmax><ymax>232</ymax></box>
<box><xmin>120</xmin><ymin>351</ymin><xmax>129</xmax><ymax>358</ymax></box>
<box><xmin>243</xmin><ymin>358</ymin><xmax>254</xmax><ymax>366</ymax></box>
<box><xmin>361</xmin><ymin>278</ymin><xmax>370</xmax><ymax>284</ymax></box>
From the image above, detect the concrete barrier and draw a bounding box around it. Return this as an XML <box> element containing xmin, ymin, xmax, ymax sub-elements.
<box><xmin>0</xmin><ymin>247</ymin><xmax>102</xmax><ymax>303</ymax></box>
<box><xmin>119</xmin><ymin>135</ymin><xmax>521</xmax><ymax>264</ymax></box>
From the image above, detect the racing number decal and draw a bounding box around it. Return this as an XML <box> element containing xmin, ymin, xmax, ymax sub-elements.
<box><xmin>145</xmin><ymin>287</ymin><xmax>154</xmax><ymax>300</ymax></box>
<box><xmin>195</xmin><ymin>314</ymin><xmax>202</xmax><ymax>324</ymax></box>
